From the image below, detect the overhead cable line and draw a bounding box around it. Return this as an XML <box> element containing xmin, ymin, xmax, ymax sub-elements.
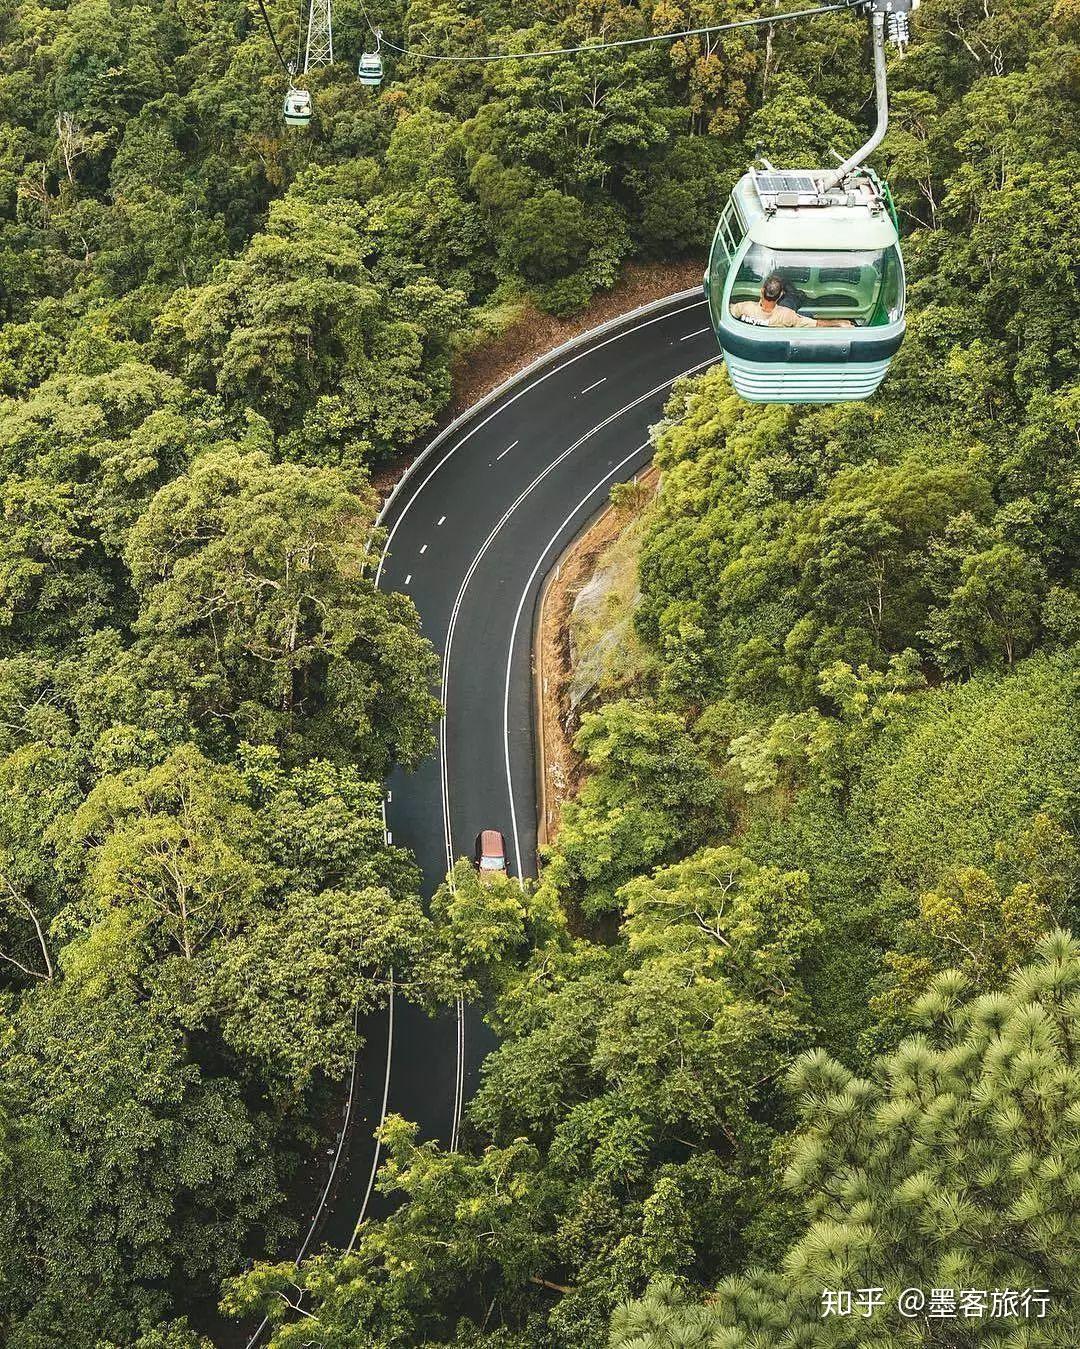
<box><xmin>254</xmin><ymin>0</ymin><xmax>293</xmax><ymax>74</ymax></box>
<box><xmin>369</xmin><ymin>0</ymin><xmax>861</xmax><ymax>66</ymax></box>
<box><xmin>294</xmin><ymin>0</ymin><xmax>307</xmax><ymax>72</ymax></box>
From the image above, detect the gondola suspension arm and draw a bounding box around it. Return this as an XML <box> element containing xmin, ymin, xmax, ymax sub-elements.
<box><xmin>819</xmin><ymin>0</ymin><xmax>916</xmax><ymax>190</ymax></box>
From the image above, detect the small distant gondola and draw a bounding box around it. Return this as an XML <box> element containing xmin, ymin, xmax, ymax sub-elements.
<box><xmin>358</xmin><ymin>32</ymin><xmax>384</xmax><ymax>87</ymax></box>
<box><xmin>283</xmin><ymin>86</ymin><xmax>313</xmax><ymax>126</ymax></box>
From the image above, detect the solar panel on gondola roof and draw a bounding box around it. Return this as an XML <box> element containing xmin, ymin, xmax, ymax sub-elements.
<box><xmin>754</xmin><ymin>172</ymin><xmax>819</xmax><ymax>195</ymax></box>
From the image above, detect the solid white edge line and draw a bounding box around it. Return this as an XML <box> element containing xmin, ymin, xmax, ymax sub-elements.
<box><xmin>389</xmin><ymin>300</ymin><xmax>713</xmax><ymax>886</ymax></box>
<box><xmin>373</xmin><ymin>292</ymin><xmax>706</xmax><ymax>584</ymax></box>
<box><xmin>450</xmin><ymin>994</ymin><xmax>465</xmax><ymax>1151</ymax></box>
<box><xmin>346</xmin><ymin>972</ymin><xmax>396</xmax><ymax>1253</ymax></box>
<box><xmin>296</xmin><ymin>999</ymin><xmax>363</xmax><ymax>1263</ymax></box>
<box><xmin>501</xmin><ymin>358</ymin><xmax>716</xmax><ymax>880</ymax></box>
<box><xmin>244</xmin><ymin>998</ymin><xmax>366</xmax><ymax>1347</ymax></box>
<box><xmin>501</xmin><ymin>443</ymin><xmax>650</xmax><ymax>881</ymax></box>
<box><xmin>436</xmin><ymin>367</ymin><xmax>711</xmax><ymax>883</ymax></box>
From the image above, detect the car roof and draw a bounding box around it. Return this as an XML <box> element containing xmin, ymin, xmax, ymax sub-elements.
<box><xmin>479</xmin><ymin>829</ymin><xmax>505</xmax><ymax>851</ymax></box>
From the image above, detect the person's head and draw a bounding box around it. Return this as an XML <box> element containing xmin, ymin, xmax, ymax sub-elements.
<box><xmin>760</xmin><ymin>275</ymin><xmax>785</xmax><ymax>310</ymax></box>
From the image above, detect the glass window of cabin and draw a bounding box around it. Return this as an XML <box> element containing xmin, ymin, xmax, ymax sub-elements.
<box><xmin>875</xmin><ymin>245</ymin><xmax>904</xmax><ymax>323</ymax></box>
<box><xmin>709</xmin><ymin>200</ymin><xmax>741</xmax><ymax>295</ymax></box>
<box><xmin>730</xmin><ymin>245</ymin><xmax>905</xmax><ymax>326</ymax></box>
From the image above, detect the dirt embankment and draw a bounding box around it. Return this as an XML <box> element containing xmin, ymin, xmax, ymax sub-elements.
<box><xmin>448</xmin><ymin>260</ymin><xmax>704</xmax><ymax>414</ymax></box>
<box><xmin>371</xmin><ymin>259</ymin><xmax>703</xmax><ymax>499</ymax></box>
<box><xmin>535</xmin><ymin>468</ymin><xmax>660</xmax><ymax>847</ymax></box>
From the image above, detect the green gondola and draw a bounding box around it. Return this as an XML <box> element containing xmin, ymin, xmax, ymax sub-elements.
<box><xmin>704</xmin><ymin>164</ymin><xmax>905</xmax><ymax>403</ymax></box>
<box><xmin>704</xmin><ymin>0</ymin><xmax>914</xmax><ymax>403</ymax></box>
<box><xmin>358</xmin><ymin>51</ymin><xmax>384</xmax><ymax>87</ymax></box>
<box><xmin>283</xmin><ymin>86</ymin><xmax>313</xmax><ymax>126</ymax></box>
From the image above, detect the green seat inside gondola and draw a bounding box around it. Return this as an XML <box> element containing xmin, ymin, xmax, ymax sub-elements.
<box><xmin>729</xmin><ymin>244</ymin><xmax>904</xmax><ymax>328</ymax></box>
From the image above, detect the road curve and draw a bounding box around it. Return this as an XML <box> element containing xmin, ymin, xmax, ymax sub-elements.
<box><xmin>316</xmin><ymin>288</ymin><xmax>718</xmax><ymax>1249</ymax></box>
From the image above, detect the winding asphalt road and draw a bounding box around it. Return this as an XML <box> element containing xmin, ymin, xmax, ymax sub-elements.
<box><xmin>314</xmin><ymin>287</ymin><xmax>718</xmax><ymax>1249</ymax></box>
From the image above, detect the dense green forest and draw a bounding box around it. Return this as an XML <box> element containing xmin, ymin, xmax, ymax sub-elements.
<box><xmin>0</xmin><ymin>0</ymin><xmax>1077</xmax><ymax>1343</ymax></box>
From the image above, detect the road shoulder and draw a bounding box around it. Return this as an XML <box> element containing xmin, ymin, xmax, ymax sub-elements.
<box><xmin>533</xmin><ymin>467</ymin><xmax>660</xmax><ymax>849</ymax></box>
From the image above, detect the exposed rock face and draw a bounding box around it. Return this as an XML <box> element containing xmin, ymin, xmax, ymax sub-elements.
<box><xmin>568</xmin><ymin>565</ymin><xmax>641</xmax><ymax>713</ymax></box>
<box><xmin>566</xmin><ymin>496</ymin><xmax>651</xmax><ymax>714</ymax></box>
<box><xmin>537</xmin><ymin>472</ymin><xmax>657</xmax><ymax>843</ymax></box>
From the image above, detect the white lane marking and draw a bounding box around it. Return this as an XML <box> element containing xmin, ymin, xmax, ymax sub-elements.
<box><xmin>495</xmin><ymin>439</ymin><xmax>519</xmax><ymax>462</ymax></box>
<box><xmin>680</xmin><ymin>326</ymin><xmax>712</xmax><ymax>340</ymax></box>
<box><xmin>246</xmin><ymin>996</ymin><xmax>368</xmax><ymax>1345</ymax></box>
<box><xmin>385</xmin><ymin>830</ymin><xmax>393</xmax><ymax>845</ymax></box>
<box><xmin>345</xmin><ymin>971</ymin><xmax>395</xmax><ymax>1251</ymax></box>
<box><xmin>450</xmin><ymin>994</ymin><xmax>465</xmax><ymax>1153</ymax></box>
<box><xmin>439</xmin><ymin>359</ymin><xmax>716</xmax><ymax>882</ymax></box>
<box><xmin>369</xmin><ymin>299</ymin><xmax>709</xmax><ymax>1169</ymax></box>
<box><xmin>373</xmin><ymin>298</ymin><xmax>707</xmax><ymax>585</ymax></box>
<box><xmin>502</xmin><ymin>440</ymin><xmax>649</xmax><ymax>888</ymax></box>
<box><xmin>419</xmin><ymin>544</ymin><xmax>428</xmax><ymax>554</ymax></box>
<box><xmin>579</xmin><ymin>376</ymin><xmax>607</xmax><ymax>394</ymax></box>
<box><xmin>404</xmin><ymin>574</ymin><xmax>411</xmax><ymax>586</ymax></box>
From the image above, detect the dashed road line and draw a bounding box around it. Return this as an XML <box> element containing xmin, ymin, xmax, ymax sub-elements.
<box><xmin>440</xmin><ymin>358</ymin><xmax>716</xmax><ymax>879</ymax></box>
<box><xmin>373</xmin><ymin>296</ymin><xmax>707</xmax><ymax>586</ymax></box>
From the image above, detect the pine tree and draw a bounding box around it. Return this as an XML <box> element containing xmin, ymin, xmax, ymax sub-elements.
<box><xmin>612</xmin><ymin>932</ymin><xmax>1080</xmax><ymax>1346</ymax></box>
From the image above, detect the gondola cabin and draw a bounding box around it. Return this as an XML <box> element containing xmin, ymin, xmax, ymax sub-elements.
<box><xmin>705</xmin><ymin>167</ymin><xmax>905</xmax><ymax>403</ymax></box>
<box><xmin>358</xmin><ymin>51</ymin><xmax>384</xmax><ymax>87</ymax></box>
<box><xmin>283</xmin><ymin>87</ymin><xmax>313</xmax><ymax>126</ymax></box>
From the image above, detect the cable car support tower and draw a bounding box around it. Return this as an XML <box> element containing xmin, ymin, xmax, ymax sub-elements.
<box><xmin>304</xmin><ymin>0</ymin><xmax>333</xmax><ymax>70</ymax></box>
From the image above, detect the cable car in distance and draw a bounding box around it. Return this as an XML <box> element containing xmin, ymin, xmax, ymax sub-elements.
<box><xmin>283</xmin><ymin>86</ymin><xmax>313</xmax><ymax>126</ymax></box>
<box><xmin>359</xmin><ymin>30</ymin><xmax>384</xmax><ymax>87</ymax></box>
<box><xmin>705</xmin><ymin>165</ymin><xmax>905</xmax><ymax>403</ymax></box>
<box><xmin>358</xmin><ymin>50</ymin><xmax>384</xmax><ymax>87</ymax></box>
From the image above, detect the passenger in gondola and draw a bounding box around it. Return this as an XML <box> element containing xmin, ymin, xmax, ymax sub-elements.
<box><xmin>772</xmin><ymin>273</ymin><xmax>809</xmax><ymax>315</ymax></box>
<box><xmin>731</xmin><ymin>276</ymin><xmax>853</xmax><ymax>329</ymax></box>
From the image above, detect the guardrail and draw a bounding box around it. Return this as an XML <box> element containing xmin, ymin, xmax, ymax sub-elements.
<box><xmin>374</xmin><ymin>286</ymin><xmax>702</xmax><ymax>529</ymax></box>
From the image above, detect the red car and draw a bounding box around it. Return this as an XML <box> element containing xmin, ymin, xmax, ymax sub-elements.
<box><xmin>474</xmin><ymin>829</ymin><xmax>508</xmax><ymax>879</ymax></box>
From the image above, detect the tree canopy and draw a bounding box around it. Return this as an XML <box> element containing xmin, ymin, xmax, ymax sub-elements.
<box><xmin>0</xmin><ymin>0</ymin><xmax>1076</xmax><ymax>1341</ymax></box>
